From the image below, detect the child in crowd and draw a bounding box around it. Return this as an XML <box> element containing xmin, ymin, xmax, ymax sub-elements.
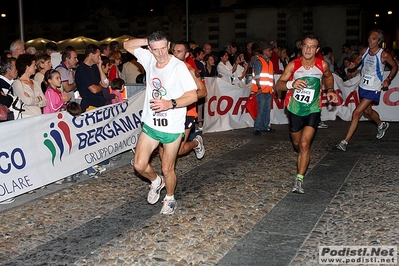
<box><xmin>110</xmin><ymin>78</ymin><xmax>126</xmax><ymax>104</ymax></box>
<box><xmin>108</xmin><ymin>51</ymin><xmax>122</xmax><ymax>83</ymax></box>
<box><xmin>66</xmin><ymin>102</ymin><xmax>106</xmax><ymax>179</ymax></box>
<box><xmin>42</xmin><ymin>69</ymin><xmax>71</xmax><ymax>114</ymax></box>
<box><xmin>100</xmin><ymin>56</ymin><xmax>116</xmax><ymax>105</ymax></box>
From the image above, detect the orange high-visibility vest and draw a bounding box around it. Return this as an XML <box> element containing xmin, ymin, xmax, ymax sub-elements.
<box><xmin>251</xmin><ymin>56</ymin><xmax>274</xmax><ymax>94</ymax></box>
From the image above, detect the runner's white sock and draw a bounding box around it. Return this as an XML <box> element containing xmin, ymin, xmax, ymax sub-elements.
<box><xmin>164</xmin><ymin>195</ymin><xmax>175</xmax><ymax>201</ymax></box>
<box><xmin>152</xmin><ymin>175</ymin><xmax>161</xmax><ymax>186</ymax></box>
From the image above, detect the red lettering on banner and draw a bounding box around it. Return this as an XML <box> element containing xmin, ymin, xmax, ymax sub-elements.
<box><xmin>233</xmin><ymin>97</ymin><xmax>249</xmax><ymax>115</ymax></box>
<box><xmin>383</xmin><ymin>87</ymin><xmax>399</xmax><ymax>106</ymax></box>
<box><xmin>207</xmin><ymin>95</ymin><xmax>250</xmax><ymax>116</ymax></box>
<box><xmin>344</xmin><ymin>90</ymin><xmax>359</xmax><ymax>106</ymax></box>
<box><xmin>207</xmin><ymin>95</ymin><xmax>217</xmax><ymax>116</ymax></box>
<box><xmin>218</xmin><ymin>96</ymin><xmax>233</xmax><ymax>115</ymax></box>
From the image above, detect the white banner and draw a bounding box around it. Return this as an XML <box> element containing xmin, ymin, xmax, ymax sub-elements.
<box><xmin>203</xmin><ymin>72</ymin><xmax>399</xmax><ymax>133</ymax></box>
<box><xmin>204</xmin><ymin>77</ymin><xmax>254</xmax><ymax>133</ymax></box>
<box><xmin>0</xmin><ymin>91</ymin><xmax>145</xmax><ymax>202</ymax></box>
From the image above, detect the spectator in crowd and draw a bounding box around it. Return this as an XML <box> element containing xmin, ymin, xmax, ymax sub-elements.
<box><xmin>34</xmin><ymin>53</ymin><xmax>52</xmax><ymax>85</ymax></box>
<box><xmin>336</xmin><ymin>56</ymin><xmax>350</xmax><ymax>80</ymax></box>
<box><xmin>244</xmin><ymin>41</ymin><xmax>254</xmax><ymax>62</ymax></box>
<box><xmin>124</xmin><ymin>31</ymin><xmax>198</xmax><ymax>215</ymax></box>
<box><xmin>99</xmin><ymin>43</ymin><xmax>111</xmax><ymax>57</ymax></box>
<box><xmin>189</xmin><ymin>40</ymin><xmax>198</xmax><ymax>51</ymax></box>
<box><xmin>45</xmin><ymin>42</ymin><xmax>62</xmax><ymax>68</ymax></box>
<box><xmin>336</xmin><ymin>29</ymin><xmax>397</xmax><ymax>152</ymax></box>
<box><xmin>42</xmin><ymin>69</ymin><xmax>71</xmax><ymax>114</ymax></box>
<box><xmin>108</xmin><ymin>51</ymin><xmax>122</xmax><ymax>82</ymax></box>
<box><xmin>75</xmin><ymin>45</ymin><xmax>110</xmax><ymax>168</ymax></box>
<box><xmin>203</xmin><ymin>54</ymin><xmax>219</xmax><ymax>77</ymax></box>
<box><xmin>110</xmin><ymin>41</ymin><xmax>120</xmax><ymax>53</ymax></box>
<box><xmin>337</xmin><ymin>43</ymin><xmax>354</xmax><ymax>69</ymax></box>
<box><xmin>110</xmin><ymin>40</ymin><xmax>123</xmax><ymax>71</ymax></box>
<box><xmin>244</xmin><ymin>41</ymin><xmax>254</xmax><ymax>78</ymax></box>
<box><xmin>231</xmin><ymin>52</ymin><xmax>249</xmax><ymax>88</ymax></box>
<box><xmin>321</xmin><ymin>46</ymin><xmax>335</xmax><ymax>72</ymax></box>
<box><xmin>192</xmin><ymin>46</ymin><xmax>207</xmax><ymax>129</ymax></box>
<box><xmin>203</xmin><ymin>43</ymin><xmax>212</xmax><ymax>55</ymax></box>
<box><xmin>121</xmin><ymin>52</ymin><xmax>144</xmax><ymax>83</ymax></box>
<box><xmin>55</xmin><ymin>47</ymin><xmax>79</xmax><ymax>102</ymax></box>
<box><xmin>276</xmin><ymin>33</ymin><xmax>337</xmax><ymax>194</ymax></box>
<box><xmin>13</xmin><ymin>54</ymin><xmax>47</xmax><ymax>118</ymax></box>
<box><xmin>0</xmin><ymin>57</ymin><xmax>19</xmax><ymax>119</ymax></box>
<box><xmin>10</xmin><ymin>39</ymin><xmax>25</xmax><ymax>59</ymax></box>
<box><xmin>251</xmin><ymin>42</ymin><xmax>275</xmax><ymax>135</ymax></box>
<box><xmin>110</xmin><ymin>77</ymin><xmax>126</xmax><ymax>104</ymax></box>
<box><xmin>193</xmin><ymin>47</ymin><xmax>206</xmax><ymax>79</ymax></box>
<box><xmin>269</xmin><ymin>40</ymin><xmax>281</xmax><ymax>74</ymax></box>
<box><xmin>228</xmin><ymin>42</ymin><xmax>240</xmax><ymax>66</ymax></box>
<box><xmin>99</xmin><ymin>55</ymin><xmax>115</xmax><ymax>105</ymax></box>
<box><xmin>289</xmin><ymin>39</ymin><xmax>303</xmax><ymax>60</ymax></box>
<box><xmin>276</xmin><ymin>46</ymin><xmax>289</xmax><ymax>73</ymax></box>
<box><xmin>75</xmin><ymin>44</ymin><xmax>107</xmax><ymax>112</ymax></box>
<box><xmin>217</xmin><ymin>50</ymin><xmax>238</xmax><ymax>83</ymax></box>
<box><xmin>0</xmin><ymin>59</ymin><xmax>14</xmax><ymax>122</ymax></box>
<box><xmin>26</xmin><ymin>46</ymin><xmax>37</xmax><ymax>55</ymax></box>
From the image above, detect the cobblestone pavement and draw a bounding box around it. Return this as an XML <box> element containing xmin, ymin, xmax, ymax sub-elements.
<box><xmin>0</xmin><ymin>120</ymin><xmax>398</xmax><ymax>266</ymax></box>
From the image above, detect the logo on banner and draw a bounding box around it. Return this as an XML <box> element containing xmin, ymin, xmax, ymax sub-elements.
<box><xmin>43</xmin><ymin>113</ymin><xmax>73</xmax><ymax>165</ymax></box>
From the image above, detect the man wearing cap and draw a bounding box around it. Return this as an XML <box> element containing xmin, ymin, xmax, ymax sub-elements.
<box><xmin>251</xmin><ymin>42</ymin><xmax>275</xmax><ymax>135</ymax></box>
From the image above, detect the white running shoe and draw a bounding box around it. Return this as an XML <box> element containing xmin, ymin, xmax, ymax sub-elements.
<box><xmin>160</xmin><ymin>198</ymin><xmax>177</xmax><ymax>215</ymax></box>
<box><xmin>336</xmin><ymin>140</ymin><xmax>347</xmax><ymax>152</ymax></box>
<box><xmin>147</xmin><ymin>175</ymin><xmax>165</xmax><ymax>204</ymax></box>
<box><xmin>318</xmin><ymin>121</ymin><xmax>328</xmax><ymax>129</ymax></box>
<box><xmin>292</xmin><ymin>178</ymin><xmax>304</xmax><ymax>194</ymax></box>
<box><xmin>376</xmin><ymin>122</ymin><xmax>389</xmax><ymax>139</ymax></box>
<box><xmin>194</xmin><ymin>135</ymin><xmax>205</xmax><ymax>159</ymax></box>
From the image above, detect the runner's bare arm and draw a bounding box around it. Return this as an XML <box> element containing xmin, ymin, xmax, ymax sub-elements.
<box><xmin>189</xmin><ymin>67</ymin><xmax>207</xmax><ymax>99</ymax></box>
<box><xmin>123</xmin><ymin>38</ymin><xmax>148</xmax><ymax>54</ymax></box>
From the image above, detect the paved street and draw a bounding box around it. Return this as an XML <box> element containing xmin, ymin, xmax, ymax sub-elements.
<box><xmin>0</xmin><ymin>120</ymin><xmax>398</xmax><ymax>266</ymax></box>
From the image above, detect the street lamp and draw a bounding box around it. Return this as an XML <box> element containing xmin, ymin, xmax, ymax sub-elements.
<box><xmin>18</xmin><ymin>0</ymin><xmax>24</xmax><ymax>41</ymax></box>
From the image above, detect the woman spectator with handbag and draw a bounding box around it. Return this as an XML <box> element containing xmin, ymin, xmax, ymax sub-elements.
<box><xmin>13</xmin><ymin>54</ymin><xmax>47</xmax><ymax>118</ymax></box>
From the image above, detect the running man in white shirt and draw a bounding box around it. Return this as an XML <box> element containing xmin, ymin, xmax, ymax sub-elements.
<box><xmin>124</xmin><ymin>31</ymin><xmax>197</xmax><ymax>215</ymax></box>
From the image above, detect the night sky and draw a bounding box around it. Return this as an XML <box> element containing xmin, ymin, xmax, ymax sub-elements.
<box><xmin>0</xmin><ymin>0</ymin><xmax>172</xmax><ymax>23</ymax></box>
<box><xmin>0</xmin><ymin>0</ymin><xmax>209</xmax><ymax>24</ymax></box>
<box><xmin>1</xmin><ymin>1</ymin><xmax>393</xmax><ymax>25</ymax></box>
